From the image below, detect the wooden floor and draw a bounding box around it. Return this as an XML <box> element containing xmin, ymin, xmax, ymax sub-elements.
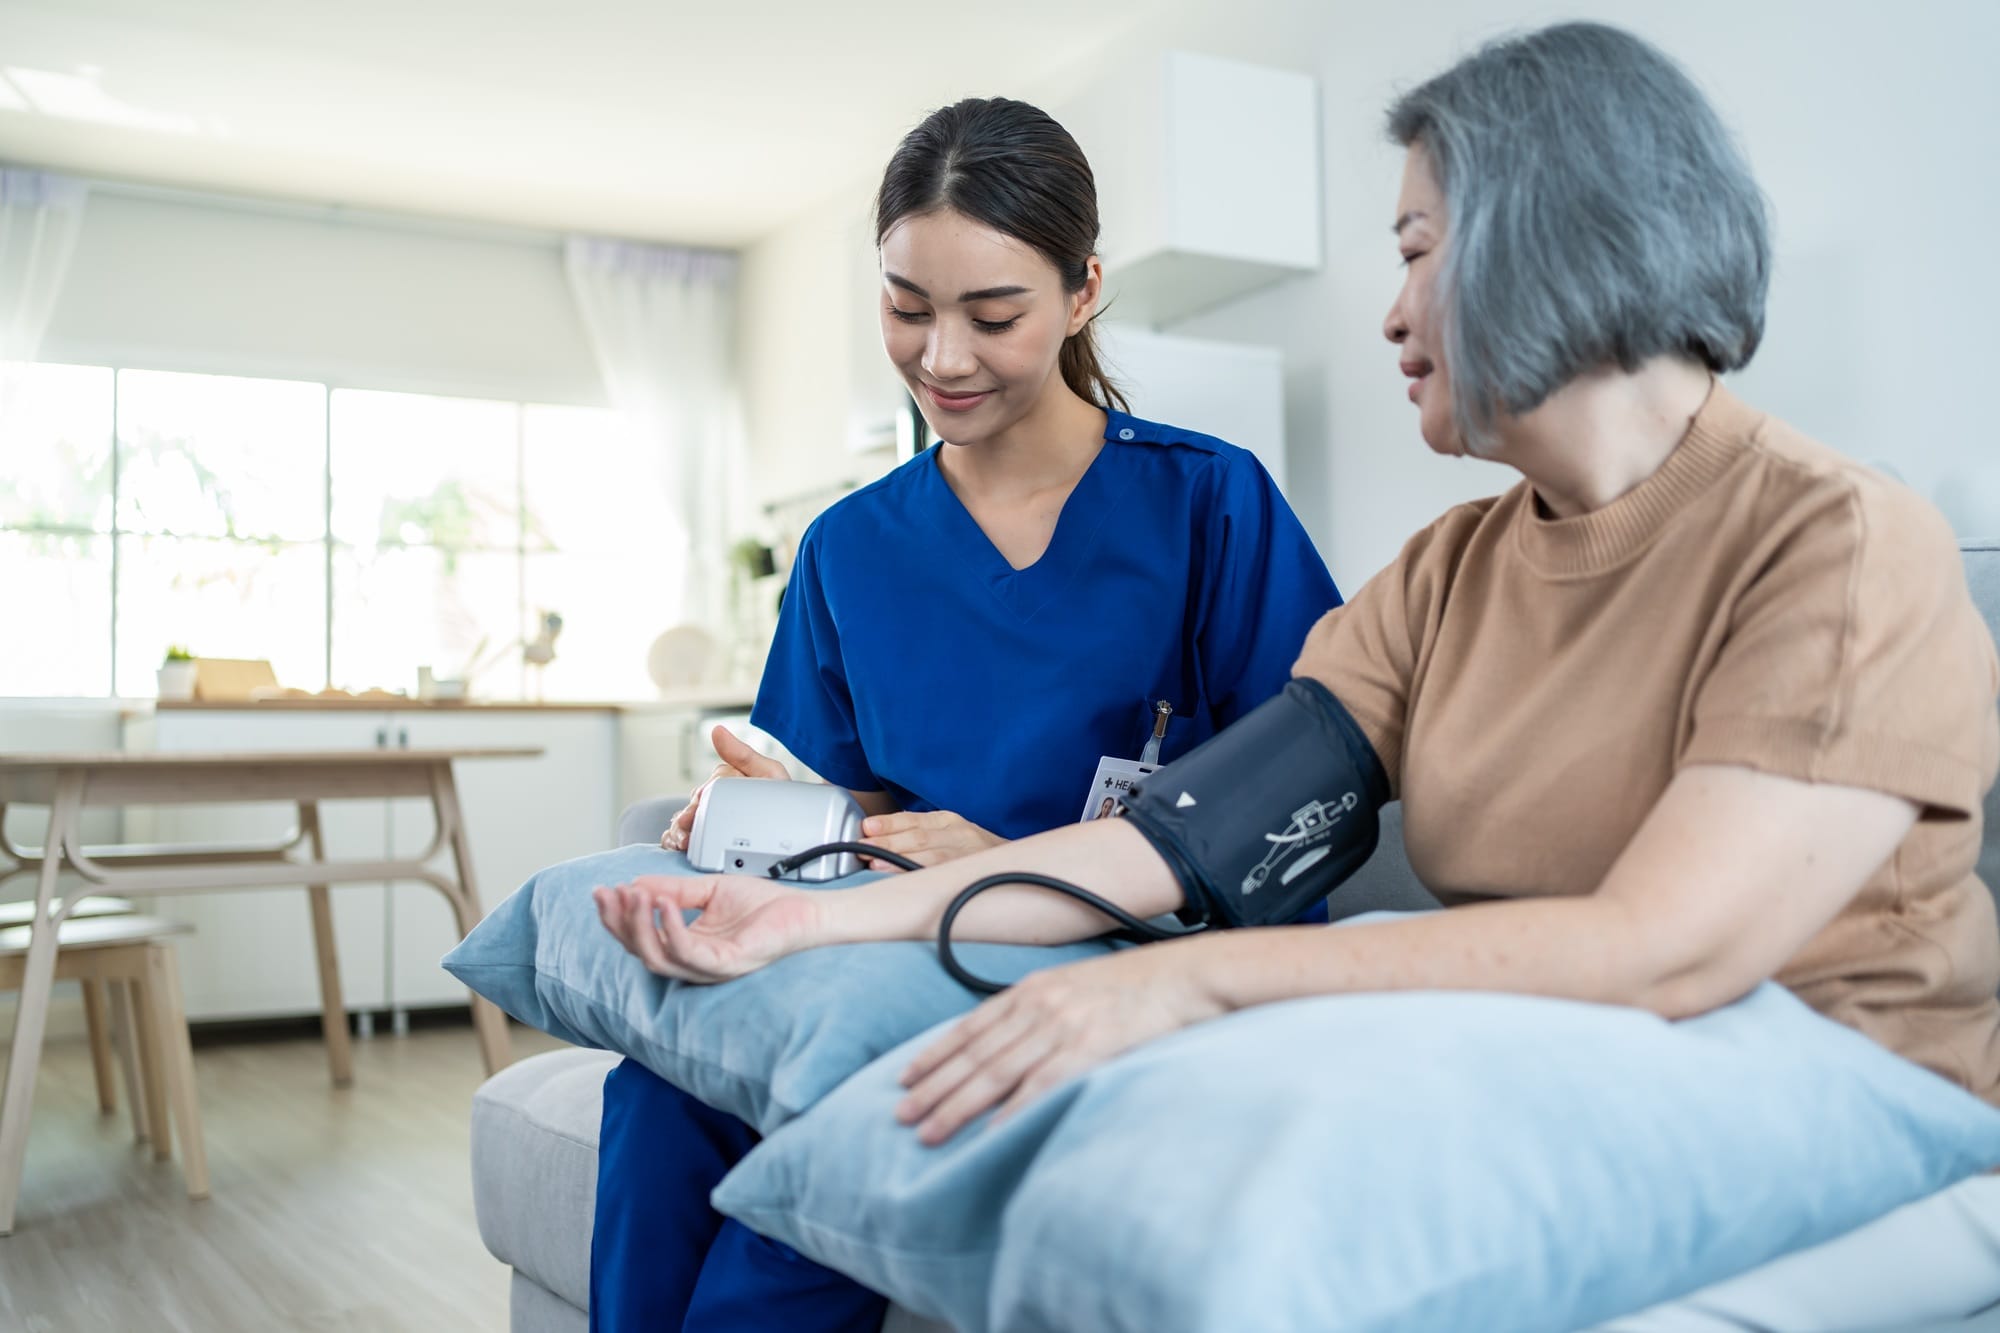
<box><xmin>0</xmin><ymin>1018</ymin><xmax>567</xmax><ymax>1332</ymax></box>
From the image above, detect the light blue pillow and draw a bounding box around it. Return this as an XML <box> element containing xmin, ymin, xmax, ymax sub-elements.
<box><xmin>441</xmin><ymin>844</ymin><xmax>1122</xmax><ymax>1134</ymax></box>
<box><xmin>712</xmin><ymin>977</ymin><xmax>2000</xmax><ymax>1333</ymax></box>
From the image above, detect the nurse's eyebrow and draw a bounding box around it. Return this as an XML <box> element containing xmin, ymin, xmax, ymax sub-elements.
<box><xmin>885</xmin><ymin>272</ymin><xmax>1032</xmax><ymax>302</ymax></box>
<box><xmin>1392</xmin><ymin>210</ymin><xmax>1429</xmax><ymax>236</ymax></box>
<box><xmin>958</xmin><ymin>284</ymin><xmax>1030</xmax><ymax>301</ymax></box>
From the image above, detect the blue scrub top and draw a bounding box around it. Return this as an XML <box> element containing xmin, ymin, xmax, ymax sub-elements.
<box><xmin>750</xmin><ymin>410</ymin><xmax>1342</xmax><ymax>841</ymax></box>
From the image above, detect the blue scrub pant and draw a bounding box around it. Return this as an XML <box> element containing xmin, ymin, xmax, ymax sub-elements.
<box><xmin>589</xmin><ymin>1058</ymin><xmax>888</xmax><ymax>1333</ymax></box>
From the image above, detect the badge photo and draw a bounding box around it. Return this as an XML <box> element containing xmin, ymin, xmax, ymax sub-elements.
<box><xmin>1079</xmin><ymin>755</ymin><xmax>1158</xmax><ymax>822</ymax></box>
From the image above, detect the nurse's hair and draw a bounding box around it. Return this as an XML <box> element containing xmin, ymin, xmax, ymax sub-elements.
<box><xmin>876</xmin><ymin>97</ymin><xmax>1130</xmax><ymax>414</ymax></box>
<box><xmin>1387</xmin><ymin>22</ymin><xmax>1769</xmax><ymax>446</ymax></box>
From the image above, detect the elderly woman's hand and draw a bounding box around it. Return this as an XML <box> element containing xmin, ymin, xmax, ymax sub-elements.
<box><xmin>593</xmin><ymin>874</ymin><xmax>824</xmax><ymax>983</ymax></box>
<box><xmin>894</xmin><ymin>942</ymin><xmax>1225</xmax><ymax>1146</ymax></box>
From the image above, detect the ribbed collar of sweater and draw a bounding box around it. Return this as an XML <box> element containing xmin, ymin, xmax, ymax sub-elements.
<box><xmin>1512</xmin><ymin>379</ymin><xmax>1759</xmax><ymax>578</ymax></box>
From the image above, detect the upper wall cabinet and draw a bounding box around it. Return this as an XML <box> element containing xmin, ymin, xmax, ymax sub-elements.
<box><xmin>1062</xmin><ymin>52</ymin><xmax>1322</xmax><ymax>328</ymax></box>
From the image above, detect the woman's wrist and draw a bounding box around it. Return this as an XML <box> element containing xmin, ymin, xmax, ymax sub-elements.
<box><xmin>816</xmin><ymin>869</ymin><xmax>955</xmax><ymax>946</ymax></box>
<box><xmin>1158</xmin><ymin>934</ymin><xmax>1242</xmax><ymax>1024</ymax></box>
<box><xmin>1177</xmin><ymin>925</ymin><xmax>1320</xmax><ymax>1019</ymax></box>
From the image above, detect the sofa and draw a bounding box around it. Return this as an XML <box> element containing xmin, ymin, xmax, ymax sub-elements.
<box><xmin>470</xmin><ymin>540</ymin><xmax>2000</xmax><ymax>1333</ymax></box>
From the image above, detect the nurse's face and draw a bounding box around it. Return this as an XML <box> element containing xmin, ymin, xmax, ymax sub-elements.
<box><xmin>1383</xmin><ymin>144</ymin><xmax>1464</xmax><ymax>457</ymax></box>
<box><xmin>879</xmin><ymin>208</ymin><xmax>1098</xmax><ymax>445</ymax></box>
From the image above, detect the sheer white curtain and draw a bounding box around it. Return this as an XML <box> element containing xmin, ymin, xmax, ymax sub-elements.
<box><xmin>0</xmin><ymin>168</ymin><xmax>88</xmax><ymax>418</ymax></box>
<box><xmin>564</xmin><ymin>237</ymin><xmax>740</xmax><ymax>632</ymax></box>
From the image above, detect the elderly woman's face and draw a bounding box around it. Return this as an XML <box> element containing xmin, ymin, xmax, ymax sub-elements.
<box><xmin>1383</xmin><ymin>145</ymin><xmax>1462</xmax><ymax>456</ymax></box>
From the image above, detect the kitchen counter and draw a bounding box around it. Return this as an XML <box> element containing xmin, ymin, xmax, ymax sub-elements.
<box><xmin>138</xmin><ymin>685</ymin><xmax>759</xmax><ymax>714</ymax></box>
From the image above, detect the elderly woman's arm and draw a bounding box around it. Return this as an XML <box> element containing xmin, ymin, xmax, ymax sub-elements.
<box><xmin>597</xmin><ymin>816</ymin><xmax>1188</xmax><ymax>983</ymax></box>
<box><xmin>1199</xmin><ymin>764</ymin><xmax>1916</xmax><ymax>1018</ymax></box>
<box><xmin>893</xmin><ymin>763</ymin><xmax>1916</xmax><ymax>1143</ymax></box>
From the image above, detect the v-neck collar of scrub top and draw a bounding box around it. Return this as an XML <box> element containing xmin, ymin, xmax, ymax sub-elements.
<box><xmin>917</xmin><ymin>411</ymin><xmax>1142</xmax><ymax>622</ymax></box>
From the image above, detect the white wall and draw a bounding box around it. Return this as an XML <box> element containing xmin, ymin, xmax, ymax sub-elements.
<box><xmin>731</xmin><ymin>56</ymin><xmax>1115</xmax><ymax>527</ymax></box>
<box><xmin>736</xmin><ymin>189</ymin><xmax>860</xmax><ymax>506</ymax></box>
<box><xmin>735</xmin><ymin>183</ymin><xmax>887</xmax><ymax>523</ymax></box>
<box><xmin>39</xmin><ymin>187</ymin><xmax>607</xmax><ymax>406</ymax></box>
<box><xmin>1135</xmin><ymin>0</ymin><xmax>2000</xmax><ymax>589</ymax></box>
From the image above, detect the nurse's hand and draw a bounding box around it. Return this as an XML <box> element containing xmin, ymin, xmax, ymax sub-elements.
<box><xmin>858</xmin><ymin>810</ymin><xmax>1006</xmax><ymax>871</ymax></box>
<box><xmin>894</xmin><ymin>943</ymin><xmax>1222</xmax><ymax>1146</ymax></box>
<box><xmin>593</xmin><ymin>874</ymin><xmax>822</xmax><ymax>983</ymax></box>
<box><xmin>662</xmin><ymin>726</ymin><xmax>790</xmax><ymax>852</ymax></box>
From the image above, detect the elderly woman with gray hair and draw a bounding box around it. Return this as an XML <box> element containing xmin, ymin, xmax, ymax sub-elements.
<box><xmin>600</xmin><ymin>21</ymin><xmax>2000</xmax><ymax>1323</ymax></box>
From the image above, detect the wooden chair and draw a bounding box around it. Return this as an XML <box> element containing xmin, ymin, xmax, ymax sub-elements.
<box><xmin>0</xmin><ymin>897</ymin><xmax>137</xmax><ymax>1121</ymax></box>
<box><xmin>0</xmin><ymin>915</ymin><xmax>209</xmax><ymax>1215</ymax></box>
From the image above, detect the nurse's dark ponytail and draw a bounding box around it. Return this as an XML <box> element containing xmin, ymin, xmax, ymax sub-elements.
<box><xmin>875</xmin><ymin>97</ymin><xmax>1129</xmax><ymax>415</ymax></box>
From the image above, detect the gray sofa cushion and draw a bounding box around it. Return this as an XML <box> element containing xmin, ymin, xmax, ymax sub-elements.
<box><xmin>475</xmin><ymin>1043</ymin><xmax>953</xmax><ymax>1332</ymax></box>
<box><xmin>509</xmin><ymin>1269</ymin><xmax>586</xmax><ymax>1333</ymax></box>
<box><xmin>1327</xmin><ymin>801</ymin><xmax>1435</xmax><ymax>919</ymax></box>
<box><xmin>616</xmin><ymin>795</ymin><xmax>687</xmax><ymax>850</ymax></box>
<box><xmin>473</xmin><ymin>1046</ymin><xmax>620</xmax><ymax>1312</ymax></box>
<box><xmin>1966</xmin><ymin>542</ymin><xmax>2000</xmax><ymax>906</ymax></box>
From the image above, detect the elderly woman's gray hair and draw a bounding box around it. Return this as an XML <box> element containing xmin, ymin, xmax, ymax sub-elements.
<box><xmin>1387</xmin><ymin>22</ymin><xmax>1770</xmax><ymax>446</ymax></box>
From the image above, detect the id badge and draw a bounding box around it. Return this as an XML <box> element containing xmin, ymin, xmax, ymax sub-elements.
<box><xmin>1079</xmin><ymin>756</ymin><xmax>1158</xmax><ymax>822</ymax></box>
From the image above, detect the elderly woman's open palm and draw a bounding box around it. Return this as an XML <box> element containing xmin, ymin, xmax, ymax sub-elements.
<box><xmin>593</xmin><ymin>875</ymin><xmax>822</xmax><ymax>984</ymax></box>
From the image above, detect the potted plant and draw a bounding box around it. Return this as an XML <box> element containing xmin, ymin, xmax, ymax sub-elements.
<box><xmin>157</xmin><ymin>646</ymin><xmax>198</xmax><ymax>701</ymax></box>
<box><xmin>725</xmin><ymin>538</ymin><xmax>781</xmax><ymax>680</ymax></box>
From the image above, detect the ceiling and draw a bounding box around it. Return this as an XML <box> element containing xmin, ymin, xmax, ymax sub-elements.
<box><xmin>0</xmin><ymin>0</ymin><xmax>1171</xmax><ymax>247</ymax></box>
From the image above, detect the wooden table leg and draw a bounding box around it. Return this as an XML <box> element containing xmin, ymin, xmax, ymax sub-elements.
<box><xmin>81</xmin><ymin>978</ymin><xmax>118</xmax><ymax>1115</ymax></box>
<box><xmin>431</xmin><ymin>764</ymin><xmax>511</xmax><ymax>1076</ymax></box>
<box><xmin>109</xmin><ymin>979</ymin><xmax>151</xmax><ymax>1145</ymax></box>
<box><xmin>126</xmin><ymin>973</ymin><xmax>173</xmax><ymax>1163</ymax></box>
<box><xmin>300</xmin><ymin>802</ymin><xmax>354</xmax><ymax>1089</ymax></box>
<box><xmin>142</xmin><ymin>942</ymin><xmax>209</xmax><ymax>1201</ymax></box>
<box><xmin>0</xmin><ymin>772</ymin><xmax>81</xmax><ymax>1235</ymax></box>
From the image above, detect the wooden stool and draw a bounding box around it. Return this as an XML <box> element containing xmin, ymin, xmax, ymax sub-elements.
<box><xmin>0</xmin><ymin>916</ymin><xmax>208</xmax><ymax>1215</ymax></box>
<box><xmin>0</xmin><ymin>897</ymin><xmax>136</xmax><ymax>1120</ymax></box>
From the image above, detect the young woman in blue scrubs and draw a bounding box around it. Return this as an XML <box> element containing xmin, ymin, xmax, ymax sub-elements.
<box><xmin>589</xmin><ymin>96</ymin><xmax>1341</xmax><ymax>1332</ymax></box>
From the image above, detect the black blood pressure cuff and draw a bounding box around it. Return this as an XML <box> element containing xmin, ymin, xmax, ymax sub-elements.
<box><xmin>1121</xmin><ymin>678</ymin><xmax>1391</xmax><ymax>929</ymax></box>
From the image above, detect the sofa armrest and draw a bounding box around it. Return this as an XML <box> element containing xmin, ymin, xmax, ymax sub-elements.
<box><xmin>616</xmin><ymin>796</ymin><xmax>690</xmax><ymax>849</ymax></box>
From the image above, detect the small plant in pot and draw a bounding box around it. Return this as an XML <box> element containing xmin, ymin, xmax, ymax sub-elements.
<box><xmin>157</xmin><ymin>646</ymin><xmax>198</xmax><ymax>701</ymax></box>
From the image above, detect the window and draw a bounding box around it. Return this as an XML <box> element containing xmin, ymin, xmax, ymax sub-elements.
<box><xmin>330</xmin><ymin>388</ymin><xmax>520</xmax><ymax>697</ymax></box>
<box><xmin>520</xmin><ymin>404</ymin><xmax>683</xmax><ymax>701</ymax></box>
<box><xmin>112</xmin><ymin>369</ymin><xmax>329</xmax><ymax>696</ymax></box>
<box><xmin>1</xmin><ymin>363</ymin><xmax>114</xmax><ymax>695</ymax></box>
<box><xmin>1</xmin><ymin>363</ymin><xmax>671</xmax><ymax>700</ymax></box>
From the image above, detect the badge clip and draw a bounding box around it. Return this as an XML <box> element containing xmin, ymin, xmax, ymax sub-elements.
<box><xmin>1079</xmin><ymin>700</ymin><xmax>1176</xmax><ymax>822</ymax></box>
<box><xmin>1139</xmin><ymin>699</ymin><xmax>1173</xmax><ymax>766</ymax></box>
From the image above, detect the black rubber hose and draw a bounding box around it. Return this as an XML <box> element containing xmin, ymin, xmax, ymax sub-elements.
<box><xmin>765</xmin><ymin>841</ymin><xmax>924</xmax><ymax>878</ymax></box>
<box><xmin>937</xmin><ymin>872</ymin><xmax>1194</xmax><ymax>994</ymax></box>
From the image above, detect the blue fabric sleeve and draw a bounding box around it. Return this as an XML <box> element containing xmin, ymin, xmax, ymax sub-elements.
<box><xmin>748</xmin><ymin>525</ymin><xmax>880</xmax><ymax>793</ymax></box>
<box><xmin>1196</xmin><ymin>453</ymin><xmax>1343</xmax><ymax>728</ymax></box>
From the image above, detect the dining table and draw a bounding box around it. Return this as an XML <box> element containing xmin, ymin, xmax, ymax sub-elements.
<box><xmin>0</xmin><ymin>745</ymin><xmax>536</xmax><ymax>1234</ymax></box>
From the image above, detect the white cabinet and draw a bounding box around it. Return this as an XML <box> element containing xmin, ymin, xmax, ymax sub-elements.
<box><xmin>120</xmin><ymin>710</ymin><xmax>390</xmax><ymax>1023</ymax></box>
<box><xmin>1096</xmin><ymin>323</ymin><xmax>1289</xmax><ymax>493</ymax></box>
<box><xmin>1061</xmin><ymin>52</ymin><xmax>1322</xmax><ymax>327</ymax></box>
<box><xmin>617</xmin><ymin>707</ymin><xmax>712</xmax><ymax>821</ymax></box>
<box><xmin>121</xmin><ymin>706</ymin><xmax>615</xmax><ymax>1022</ymax></box>
<box><xmin>0</xmin><ymin>702</ymin><xmax>138</xmax><ymax>869</ymax></box>
<box><xmin>614</xmin><ymin>688</ymin><xmax>765</xmax><ymax>819</ymax></box>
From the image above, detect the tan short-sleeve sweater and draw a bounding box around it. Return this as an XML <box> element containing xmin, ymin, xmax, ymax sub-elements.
<box><xmin>1293</xmin><ymin>383</ymin><xmax>2000</xmax><ymax>1102</ymax></box>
